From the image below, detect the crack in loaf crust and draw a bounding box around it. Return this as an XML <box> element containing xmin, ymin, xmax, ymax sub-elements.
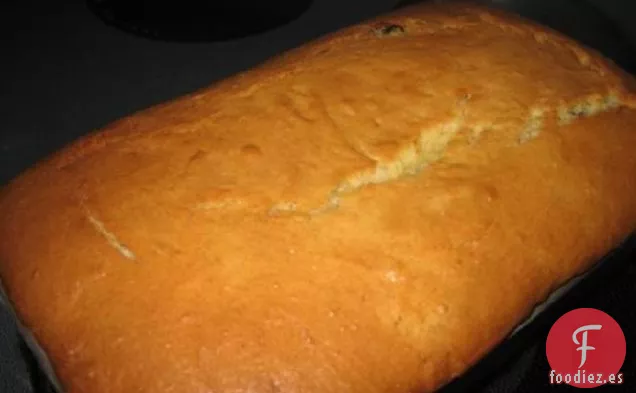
<box><xmin>1</xmin><ymin>2</ymin><xmax>636</xmax><ymax>393</ymax></box>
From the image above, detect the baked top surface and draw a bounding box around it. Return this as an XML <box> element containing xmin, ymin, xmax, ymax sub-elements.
<box><xmin>1</xmin><ymin>3</ymin><xmax>635</xmax><ymax>392</ymax></box>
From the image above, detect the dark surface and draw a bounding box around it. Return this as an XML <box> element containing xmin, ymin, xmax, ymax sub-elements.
<box><xmin>1</xmin><ymin>0</ymin><xmax>635</xmax><ymax>392</ymax></box>
<box><xmin>86</xmin><ymin>0</ymin><xmax>315</xmax><ymax>42</ymax></box>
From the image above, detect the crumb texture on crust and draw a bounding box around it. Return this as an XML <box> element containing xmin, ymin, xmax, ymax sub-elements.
<box><xmin>1</xmin><ymin>2</ymin><xmax>636</xmax><ymax>393</ymax></box>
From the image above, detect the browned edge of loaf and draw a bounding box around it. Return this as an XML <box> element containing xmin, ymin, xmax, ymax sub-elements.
<box><xmin>1</xmin><ymin>2</ymin><xmax>636</xmax><ymax>393</ymax></box>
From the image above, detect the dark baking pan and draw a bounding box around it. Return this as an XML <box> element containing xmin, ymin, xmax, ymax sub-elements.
<box><xmin>391</xmin><ymin>1</ymin><xmax>636</xmax><ymax>392</ymax></box>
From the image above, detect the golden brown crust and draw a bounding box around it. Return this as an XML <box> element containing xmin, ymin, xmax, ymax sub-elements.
<box><xmin>1</xmin><ymin>2</ymin><xmax>636</xmax><ymax>393</ymax></box>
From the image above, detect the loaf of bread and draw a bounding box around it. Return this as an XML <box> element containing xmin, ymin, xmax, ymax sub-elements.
<box><xmin>1</xmin><ymin>2</ymin><xmax>635</xmax><ymax>392</ymax></box>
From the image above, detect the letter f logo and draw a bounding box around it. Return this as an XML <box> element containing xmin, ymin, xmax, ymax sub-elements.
<box><xmin>572</xmin><ymin>324</ymin><xmax>602</xmax><ymax>368</ymax></box>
